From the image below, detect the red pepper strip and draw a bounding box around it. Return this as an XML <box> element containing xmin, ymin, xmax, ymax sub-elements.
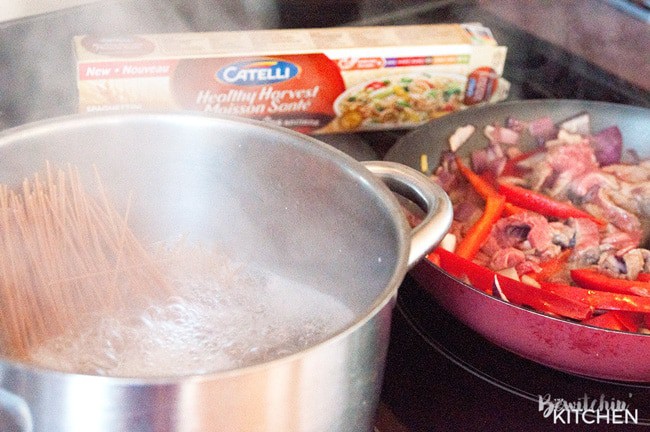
<box><xmin>431</xmin><ymin>248</ymin><xmax>593</xmax><ymax>319</ymax></box>
<box><xmin>497</xmin><ymin>182</ymin><xmax>607</xmax><ymax>227</ymax></box>
<box><xmin>582</xmin><ymin>311</ymin><xmax>627</xmax><ymax>331</ymax></box>
<box><xmin>609</xmin><ymin>311</ymin><xmax>643</xmax><ymax>332</ymax></box>
<box><xmin>638</xmin><ymin>273</ymin><xmax>650</xmax><ymax>282</ymax></box>
<box><xmin>455</xmin><ymin>156</ymin><xmax>495</xmax><ymax>198</ymax></box>
<box><xmin>455</xmin><ymin>194</ymin><xmax>506</xmax><ymax>261</ymax></box>
<box><xmin>455</xmin><ymin>157</ymin><xmax>523</xmax><ymax>215</ymax></box>
<box><xmin>570</xmin><ymin>268</ymin><xmax>650</xmax><ymax>297</ymax></box>
<box><xmin>542</xmin><ymin>282</ymin><xmax>650</xmax><ymax>313</ymax></box>
<box><xmin>501</xmin><ymin>147</ymin><xmax>545</xmax><ymax>177</ymax></box>
<box><xmin>495</xmin><ymin>275</ymin><xmax>593</xmax><ymax>320</ymax></box>
<box><xmin>430</xmin><ymin>247</ymin><xmax>494</xmax><ymax>294</ymax></box>
<box><xmin>528</xmin><ymin>249</ymin><xmax>572</xmax><ymax>282</ymax></box>
<box><xmin>427</xmin><ymin>251</ymin><xmax>441</xmax><ymax>267</ymax></box>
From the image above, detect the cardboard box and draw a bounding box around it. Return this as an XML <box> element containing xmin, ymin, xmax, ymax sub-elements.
<box><xmin>73</xmin><ymin>23</ymin><xmax>509</xmax><ymax>134</ymax></box>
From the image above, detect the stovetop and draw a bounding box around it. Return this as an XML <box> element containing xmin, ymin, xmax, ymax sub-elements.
<box><xmin>380</xmin><ymin>275</ymin><xmax>650</xmax><ymax>432</ymax></box>
<box><xmin>1</xmin><ymin>1</ymin><xmax>649</xmax><ymax>431</ymax></box>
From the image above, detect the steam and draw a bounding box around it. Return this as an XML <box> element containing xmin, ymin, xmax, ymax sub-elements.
<box><xmin>30</xmin><ymin>247</ymin><xmax>355</xmax><ymax>377</ymax></box>
<box><xmin>0</xmin><ymin>0</ymin><xmax>280</xmax><ymax>127</ymax></box>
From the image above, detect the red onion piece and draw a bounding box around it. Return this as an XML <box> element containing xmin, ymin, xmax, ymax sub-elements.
<box><xmin>527</xmin><ymin>116</ymin><xmax>557</xmax><ymax>143</ymax></box>
<box><xmin>590</xmin><ymin>125</ymin><xmax>623</xmax><ymax>166</ymax></box>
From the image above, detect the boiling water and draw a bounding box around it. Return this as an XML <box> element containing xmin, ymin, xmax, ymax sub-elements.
<box><xmin>30</xmin><ymin>249</ymin><xmax>356</xmax><ymax>377</ymax></box>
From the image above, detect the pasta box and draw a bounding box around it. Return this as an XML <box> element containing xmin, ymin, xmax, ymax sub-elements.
<box><xmin>73</xmin><ymin>23</ymin><xmax>509</xmax><ymax>134</ymax></box>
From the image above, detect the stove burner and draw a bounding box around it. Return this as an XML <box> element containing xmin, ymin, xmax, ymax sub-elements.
<box><xmin>381</xmin><ymin>275</ymin><xmax>650</xmax><ymax>430</ymax></box>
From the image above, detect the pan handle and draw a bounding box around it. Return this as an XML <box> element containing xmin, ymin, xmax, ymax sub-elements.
<box><xmin>0</xmin><ymin>388</ymin><xmax>33</xmax><ymax>432</ymax></box>
<box><xmin>363</xmin><ymin>161</ymin><xmax>453</xmax><ymax>269</ymax></box>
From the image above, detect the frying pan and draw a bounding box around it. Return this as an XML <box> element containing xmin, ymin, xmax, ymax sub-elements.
<box><xmin>385</xmin><ymin>99</ymin><xmax>650</xmax><ymax>382</ymax></box>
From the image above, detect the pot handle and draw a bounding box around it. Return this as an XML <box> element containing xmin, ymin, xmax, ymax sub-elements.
<box><xmin>0</xmin><ymin>388</ymin><xmax>33</xmax><ymax>432</ymax></box>
<box><xmin>363</xmin><ymin>161</ymin><xmax>453</xmax><ymax>268</ymax></box>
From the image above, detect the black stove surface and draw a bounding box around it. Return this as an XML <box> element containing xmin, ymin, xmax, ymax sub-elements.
<box><xmin>381</xmin><ymin>275</ymin><xmax>650</xmax><ymax>431</ymax></box>
<box><xmin>1</xmin><ymin>2</ymin><xmax>649</xmax><ymax>431</ymax></box>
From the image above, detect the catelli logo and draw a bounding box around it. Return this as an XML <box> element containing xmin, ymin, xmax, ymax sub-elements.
<box><xmin>216</xmin><ymin>59</ymin><xmax>299</xmax><ymax>86</ymax></box>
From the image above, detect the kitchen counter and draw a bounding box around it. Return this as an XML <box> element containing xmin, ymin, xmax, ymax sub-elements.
<box><xmin>1</xmin><ymin>1</ymin><xmax>649</xmax><ymax>431</ymax></box>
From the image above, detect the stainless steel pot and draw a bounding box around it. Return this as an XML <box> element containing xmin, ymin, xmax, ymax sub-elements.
<box><xmin>0</xmin><ymin>112</ymin><xmax>452</xmax><ymax>432</ymax></box>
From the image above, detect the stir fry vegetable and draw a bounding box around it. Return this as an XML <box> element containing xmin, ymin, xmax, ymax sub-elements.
<box><xmin>454</xmin><ymin>194</ymin><xmax>506</xmax><ymax>260</ymax></box>
<box><xmin>570</xmin><ymin>268</ymin><xmax>650</xmax><ymax>297</ymax></box>
<box><xmin>455</xmin><ymin>156</ymin><xmax>523</xmax><ymax>215</ymax></box>
<box><xmin>496</xmin><ymin>182</ymin><xmax>606</xmax><ymax>226</ymax></box>
<box><xmin>427</xmin><ymin>110</ymin><xmax>650</xmax><ymax>334</ymax></box>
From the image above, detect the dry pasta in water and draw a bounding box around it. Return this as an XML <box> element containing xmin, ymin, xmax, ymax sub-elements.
<box><xmin>0</xmin><ymin>164</ymin><xmax>172</xmax><ymax>358</ymax></box>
